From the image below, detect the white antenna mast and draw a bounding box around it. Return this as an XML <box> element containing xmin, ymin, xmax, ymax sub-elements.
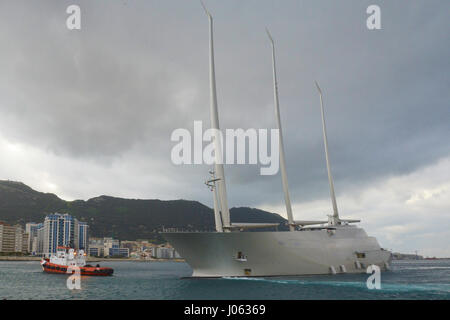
<box><xmin>201</xmin><ymin>2</ymin><xmax>231</xmax><ymax>231</ymax></box>
<box><xmin>315</xmin><ymin>81</ymin><xmax>339</xmax><ymax>223</ymax></box>
<box><xmin>266</xmin><ymin>29</ymin><xmax>295</xmax><ymax>231</ymax></box>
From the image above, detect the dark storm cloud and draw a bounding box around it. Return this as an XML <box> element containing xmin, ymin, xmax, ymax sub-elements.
<box><xmin>0</xmin><ymin>0</ymin><xmax>449</xmax><ymax>211</ymax></box>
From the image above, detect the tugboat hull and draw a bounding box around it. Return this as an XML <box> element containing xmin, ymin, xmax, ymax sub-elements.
<box><xmin>41</xmin><ymin>260</ymin><xmax>113</xmax><ymax>276</ymax></box>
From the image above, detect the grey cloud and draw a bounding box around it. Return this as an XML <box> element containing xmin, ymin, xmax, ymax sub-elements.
<box><xmin>0</xmin><ymin>0</ymin><xmax>449</xmax><ymax>213</ymax></box>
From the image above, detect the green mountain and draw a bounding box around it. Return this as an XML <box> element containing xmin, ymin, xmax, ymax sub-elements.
<box><xmin>0</xmin><ymin>180</ymin><xmax>287</xmax><ymax>242</ymax></box>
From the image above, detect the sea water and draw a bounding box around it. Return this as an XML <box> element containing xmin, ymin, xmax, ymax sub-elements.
<box><xmin>0</xmin><ymin>259</ymin><xmax>449</xmax><ymax>300</ymax></box>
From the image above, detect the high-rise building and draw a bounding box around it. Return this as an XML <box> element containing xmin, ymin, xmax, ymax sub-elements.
<box><xmin>25</xmin><ymin>223</ymin><xmax>41</xmax><ymax>254</ymax></box>
<box><xmin>42</xmin><ymin>214</ymin><xmax>61</xmax><ymax>256</ymax></box>
<box><xmin>36</xmin><ymin>224</ymin><xmax>44</xmax><ymax>256</ymax></box>
<box><xmin>76</xmin><ymin>221</ymin><xmax>88</xmax><ymax>250</ymax></box>
<box><xmin>0</xmin><ymin>222</ymin><xmax>27</xmax><ymax>254</ymax></box>
<box><xmin>39</xmin><ymin>213</ymin><xmax>88</xmax><ymax>257</ymax></box>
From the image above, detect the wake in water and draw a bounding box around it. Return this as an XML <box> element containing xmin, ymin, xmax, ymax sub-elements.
<box><xmin>222</xmin><ymin>276</ymin><xmax>450</xmax><ymax>293</ymax></box>
<box><xmin>397</xmin><ymin>266</ymin><xmax>450</xmax><ymax>270</ymax></box>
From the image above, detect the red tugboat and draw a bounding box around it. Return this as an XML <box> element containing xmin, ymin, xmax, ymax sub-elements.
<box><xmin>41</xmin><ymin>246</ymin><xmax>113</xmax><ymax>276</ymax></box>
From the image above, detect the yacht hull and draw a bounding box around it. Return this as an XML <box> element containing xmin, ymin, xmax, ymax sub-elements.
<box><xmin>163</xmin><ymin>227</ymin><xmax>391</xmax><ymax>277</ymax></box>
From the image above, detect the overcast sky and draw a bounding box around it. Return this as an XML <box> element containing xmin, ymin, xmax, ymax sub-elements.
<box><xmin>0</xmin><ymin>1</ymin><xmax>449</xmax><ymax>257</ymax></box>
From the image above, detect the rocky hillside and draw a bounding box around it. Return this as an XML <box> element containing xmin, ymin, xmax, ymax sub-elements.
<box><xmin>0</xmin><ymin>180</ymin><xmax>287</xmax><ymax>241</ymax></box>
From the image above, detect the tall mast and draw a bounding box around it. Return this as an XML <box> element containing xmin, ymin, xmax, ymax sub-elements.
<box><xmin>206</xmin><ymin>171</ymin><xmax>223</xmax><ymax>232</ymax></box>
<box><xmin>212</xmin><ymin>181</ymin><xmax>223</xmax><ymax>232</ymax></box>
<box><xmin>315</xmin><ymin>81</ymin><xmax>339</xmax><ymax>221</ymax></box>
<box><xmin>202</xmin><ymin>2</ymin><xmax>231</xmax><ymax>231</ymax></box>
<box><xmin>266</xmin><ymin>29</ymin><xmax>295</xmax><ymax>231</ymax></box>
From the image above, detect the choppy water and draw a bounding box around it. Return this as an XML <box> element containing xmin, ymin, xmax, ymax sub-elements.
<box><xmin>0</xmin><ymin>259</ymin><xmax>449</xmax><ymax>299</ymax></box>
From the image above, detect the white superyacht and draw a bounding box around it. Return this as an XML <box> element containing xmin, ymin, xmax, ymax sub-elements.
<box><xmin>163</xmin><ymin>6</ymin><xmax>391</xmax><ymax>277</ymax></box>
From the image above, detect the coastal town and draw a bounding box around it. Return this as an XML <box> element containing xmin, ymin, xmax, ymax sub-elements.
<box><xmin>1</xmin><ymin>212</ymin><xmax>444</xmax><ymax>262</ymax></box>
<box><xmin>0</xmin><ymin>212</ymin><xmax>182</xmax><ymax>261</ymax></box>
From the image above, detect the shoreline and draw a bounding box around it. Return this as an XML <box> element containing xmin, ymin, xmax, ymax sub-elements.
<box><xmin>91</xmin><ymin>258</ymin><xmax>186</xmax><ymax>263</ymax></box>
<box><xmin>2</xmin><ymin>256</ymin><xmax>449</xmax><ymax>262</ymax></box>
<box><xmin>0</xmin><ymin>256</ymin><xmax>185</xmax><ymax>263</ymax></box>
